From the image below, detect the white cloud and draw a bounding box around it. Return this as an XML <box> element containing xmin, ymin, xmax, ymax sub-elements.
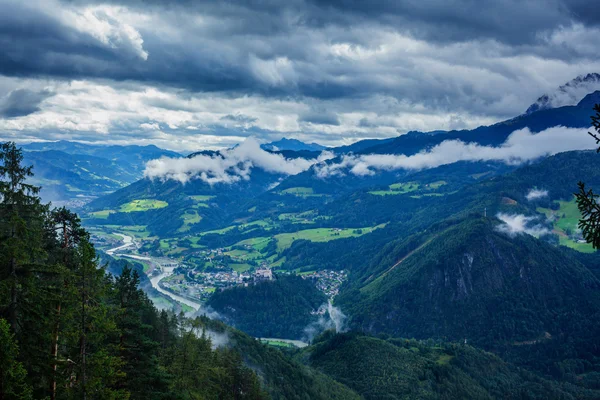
<box><xmin>526</xmin><ymin>188</ymin><xmax>549</xmax><ymax>201</ymax></box>
<box><xmin>249</xmin><ymin>55</ymin><xmax>298</xmax><ymax>87</ymax></box>
<box><xmin>65</xmin><ymin>5</ymin><xmax>149</xmax><ymax>60</ymax></box>
<box><xmin>495</xmin><ymin>213</ymin><xmax>550</xmax><ymax>237</ymax></box>
<box><xmin>144</xmin><ymin>137</ymin><xmax>328</xmax><ymax>184</ymax></box>
<box><xmin>316</xmin><ymin>125</ymin><xmax>595</xmax><ymax>178</ymax></box>
<box><xmin>2</xmin><ymin>1</ymin><xmax>600</xmax><ymax>150</ymax></box>
<box><xmin>140</xmin><ymin>122</ymin><xmax>160</xmax><ymax>130</ymax></box>
<box><xmin>303</xmin><ymin>301</ymin><xmax>347</xmax><ymax>342</ymax></box>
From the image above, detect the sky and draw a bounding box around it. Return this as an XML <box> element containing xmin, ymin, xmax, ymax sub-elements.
<box><xmin>1</xmin><ymin>0</ymin><xmax>600</xmax><ymax>151</ymax></box>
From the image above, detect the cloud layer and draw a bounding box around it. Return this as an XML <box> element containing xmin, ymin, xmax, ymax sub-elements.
<box><xmin>526</xmin><ymin>189</ymin><xmax>549</xmax><ymax>201</ymax></box>
<box><xmin>316</xmin><ymin>126</ymin><xmax>595</xmax><ymax>178</ymax></box>
<box><xmin>144</xmin><ymin>137</ymin><xmax>332</xmax><ymax>184</ymax></box>
<box><xmin>495</xmin><ymin>213</ymin><xmax>550</xmax><ymax>237</ymax></box>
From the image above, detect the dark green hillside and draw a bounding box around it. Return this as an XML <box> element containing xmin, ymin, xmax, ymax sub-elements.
<box><xmin>300</xmin><ymin>332</ymin><xmax>600</xmax><ymax>399</ymax></box>
<box><xmin>340</xmin><ymin>217</ymin><xmax>600</xmax><ymax>341</ymax></box>
<box><xmin>280</xmin><ymin>151</ymin><xmax>600</xmax><ymax>275</ymax></box>
<box><xmin>86</xmin><ymin>166</ymin><xmax>288</xmax><ymax>236</ymax></box>
<box><xmin>338</xmin><ymin>217</ymin><xmax>600</xmax><ymax>380</ymax></box>
<box><xmin>207</xmin><ymin>275</ymin><xmax>327</xmax><ymax>339</ymax></box>
<box><xmin>24</xmin><ymin>150</ymin><xmax>139</xmax><ymax>201</ymax></box>
<box><xmin>198</xmin><ymin>318</ymin><xmax>362</xmax><ymax>400</ymax></box>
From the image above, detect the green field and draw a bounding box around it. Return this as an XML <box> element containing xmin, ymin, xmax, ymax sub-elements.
<box><xmin>189</xmin><ymin>195</ymin><xmax>215</xmax><ymax>202</ymax></box>
<box><xmin>261</xmin><ymin>339</ymin><xmax>297</xmax><ymax>349</ymax></box>
<box><xmin>281</xmin><ymin>187</ymin><xmax>313</xmax><ymax>194</ymax></box>
<box><xmin>197</xmin><ymin>219</ymin><xmax>276</xmax><ymax>237</ymax></box>
<box><xmin>274</xmin><ymin>224</ymin><xmax>386</xmax><ymax>251</ymax></box>
<box><xmin>278</xmin><ymin>210</ymin><xmax>317</xmax><ymax>224</ymax></box>
<box><xmin>389</xmin><ymin>182</ymin><xmax>420</xmax><ymax>192</ymax></box>
<box><xmin>178</xmin><ymin>210</ymin><xmax>202</xmax><ymax>233</ymax></box>
<box><xmin>427</xmin><ymin>181</ymin><xmax>447</xmax><ymax>189</ymax></box>
<box><xmin>189</xmin><ymin>195</ymin><xmax>212</xmax><ymax>209</ymax></box>
<box><xmin>370</xmin><ymin>181</ymin><xmax>447</xmax><ymax>196</ymax></box>
<box><xmin>231</xmin><ymin>263</ymin><xmax>253</xmax><ymax>272</ymax></box>
<box><xmin>470</xmin><ymin>172</ymin><xmax>492</xmax><ymax>180</ymax></box>
<box><xmin>88</xmin><ymin>209</ymin><xmax>115</xmax><ymax>219</ymax></box>
<box><xmin>119</xmin><ymin>199</ymin><xmax>168</xmax><ymax>212</ymax></box>
<box><xmin>537</xmin><ymin>197</ymin><xmax>595</xmax><ymax>253</ymax></box>
<box><xmin>370</xmin><ymin>182</ymin><xmax>420</xmax><ymax>196</ymax></box>
<box><xmin>236</xmin><ymin>237</ymin><xmax>273</xmax><ymax>252</ymax></box>
<box><xmin>279</xmin><ymin>187</ymin><xmax>324</xmax><ymax>197</ymax></box>
<box><xmin>228</xmin><ymin>224</ymin><xmax>386</xmax><ymax>257</ymax></box>
<box><xmin>102</xmin><ymin>224</ymin><xmax>153</xmax><ymax>239</ymax></box>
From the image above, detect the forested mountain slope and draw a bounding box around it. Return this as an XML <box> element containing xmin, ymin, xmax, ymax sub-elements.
<box><xmin>207</xmin><ymin>275</ymin><xmax>327</xmax><ymax>339</ymax></box>
<box><xmin>300</xmin><ymin>331</ymin><xmax>600</xmax><ymax>400</ymax></box>
<box><xmin>340</xmin><ymin>217</ymin><xmax>600</xmax><ymax>342</ymax></box>
<box><xmin>0</xmin><ymin>142</ymin><xmax>362</xmax><ymax>400</ymax></box>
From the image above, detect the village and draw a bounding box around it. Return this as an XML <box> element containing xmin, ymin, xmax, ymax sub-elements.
<box><xmin>93</xmin><ymin>232</ymin><xmax>347</xmax><ymax>305</ymax></box>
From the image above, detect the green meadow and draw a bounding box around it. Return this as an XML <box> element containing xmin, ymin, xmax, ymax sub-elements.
<box><xmin>119</xmin><ymin>199</ymin><xmax>168</xmax><ymax>212</ymax></box>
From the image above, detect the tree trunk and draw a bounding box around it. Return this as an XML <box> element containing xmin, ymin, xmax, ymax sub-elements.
<box><xmin>9</xmin><ymin>256</ymin><xmax>16</xmax><ymax>333</ymax></box>
<box><xmin>80</xmin><ymin>261</ymin><xmax>86</xmax><ymax>400</ymax></box>
<box><xmin>50</xmin><ymin>302</ymin><xmax>61</xmax><ymax>400</ymax></box>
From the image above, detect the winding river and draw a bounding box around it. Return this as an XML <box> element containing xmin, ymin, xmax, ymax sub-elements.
<box><xmin>106</xmin><ymin>234</ymin><xmax>201</xmax><ymax>310</ymax></box>
<box><xmin>106</xmin><ymin>234</ymin><xmax>311</xmax><ymax>347</ymax></box>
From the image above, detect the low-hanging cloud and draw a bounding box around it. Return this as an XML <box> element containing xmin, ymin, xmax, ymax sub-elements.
<box><xmin>495</xmin><ymin>213</ymin><xmax>550</xmax><ymax>237</ymax></box>
<box><xmin>526</xmin><ymin>188</ymin><xmax>549</xmax><ymax>201</ymax></box>
<box><xmin>303</xmin><ymin>301</ymin><xmax>348</xmax><ymax>343</ymax></box>
<box><xmin>315</xmin><ymin>125</ymin><xmax>595</xmax><ymax>178</ymax></box>
<box><xmin>144</xmin><ymin>137</ymin><xmax>333</xmax><ymax>184</ymax></box>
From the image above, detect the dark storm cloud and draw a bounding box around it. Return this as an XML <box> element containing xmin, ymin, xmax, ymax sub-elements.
<box><xmin>220</xmin><ymin>114</ymin><xmax>258</xmax><ymax>124</ymax></box>
<box><xmin>0</xmin><ymin>88</ymin><xmax>54</xmax><ymax>118</ymax></box>
<box><xmin>0</xmin><ymin>1</ymin><xmax>254</xmax><ymax>92</ymax></box>
<box><xmin>299</xmin><ymin>110</ymin><xmax>340</xmax><ymax>126</ymax></box>
<box><xmin>2</xmin><ymin>0</ymin><xmax>600</xmax><ymax>149</ymax></box>
<box><xmin>65</xmin><ymin>0</ymin><xmax>600</xmax><ymax>44</ymax></box>
<box><xmin>1</xmin><ymin>0</ymin><xmax>599</xmax><ymax>101</ymax></box>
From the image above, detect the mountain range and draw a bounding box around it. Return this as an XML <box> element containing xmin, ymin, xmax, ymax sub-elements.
<box><xmin>9</xmin><ymin>74</ymin><xmax>600</xmax><ymax>398</ymax></box>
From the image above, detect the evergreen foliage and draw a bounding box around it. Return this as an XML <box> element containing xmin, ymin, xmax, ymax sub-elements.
<box><xmin>302</xmin><ymin>331</ymin><xmax>600</xmax><ymax>400</ymax></box>
<box><xmin>0</xmin><ymin>143</ymin><xmax>282</xmax><ymax>399</ymax></box>
<box><xmin>207</xmin><ymin>275</ymin><xmax>327</xmax><ymax>339</ymax></box>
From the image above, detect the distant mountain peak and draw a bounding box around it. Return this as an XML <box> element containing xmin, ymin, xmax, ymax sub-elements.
<box><xmin>577</xmin><ymin>90</ymin><xmax>600</xmax><ymax>109</ymax></box>
<box><xmin>525</xmin><ymin>73</ymin><xmax>600</xmax><ymax>115</ymax></box>
<box><xmin>261</xmin><ymin>137</ymin><xmax>326</xmax><ymax>152</ymax></box>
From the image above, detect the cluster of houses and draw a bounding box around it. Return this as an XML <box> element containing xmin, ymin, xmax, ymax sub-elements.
<box><xmin>163</xmin><ymin>265</ymin><xmax>276</xmax><ymax>300</ymax></box>
<box><xmin>302</xmin><ymin>270</ymin><xmax>347</xmax><ymax>298</ymax></box>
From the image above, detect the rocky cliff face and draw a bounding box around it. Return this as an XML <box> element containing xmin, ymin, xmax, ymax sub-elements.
<box><xmin>343</xmin><ymin>217</ymin><xmax>600</xmax><ymax>346</ymax></box>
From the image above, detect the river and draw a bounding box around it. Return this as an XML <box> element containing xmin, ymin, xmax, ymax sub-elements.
<box><xmin>105</xmin><ymin>235</ymin><xmax>312</xmax><ymax>346</ymax></box>
<box><xmin>106</xmin><ymin>234</ymin><xmax>201</xmax><ymax>311</ymax></box>
<box><xmin>106</xmin><ymin>232</ymin><xmax>134</xmax><ymax>255</ymax></box>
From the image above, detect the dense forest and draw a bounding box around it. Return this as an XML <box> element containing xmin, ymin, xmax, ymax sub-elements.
<box><xmin>337</xmin><ymin>216</ymin><xmax>600</xmax><ymax>382</ymax></box>
<box><xmin>0</xmin><ymin>143</ymin><xmax>366</xmax><ymax>400</ymax></box>
<box><xmin>0</xmin><ymin>142</ymin><xmax>270</xmax><ymax>399</ymax></box>
<box><xmin>207</xmin><ymin>275</ymin><xmax>327</xmax><ymax>339</ymax></box>
<box><xmin>301</xmin><ymin>331</ymin><xmax>600</xmax><ymax>400</ymax></box>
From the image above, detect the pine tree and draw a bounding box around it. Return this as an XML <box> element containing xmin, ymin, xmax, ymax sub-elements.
<box><xmin>45</xmin><ymin>207</ymin><xmax>87</xmax><ymax>400</ymax></box>
<box><xmin>0</xmin><ymin>142</ymin><xmax>44</xmax><ymax>332</ymax></box>
<box><xmin>64</xmin><ymin>240</ymin><xmax>127</xmax><ymax>400</ymax></box>
<box><xmin>576</xmin><ymin>104</ymin><xmax>600</xmax><ymax>247</ymax></box>
<box><xmin>0</xmin><ymin>318</ymin><xmax>32</xmax><ymax>400</ymax></box>
<box><xmin>0</xmin><ymin>143</ymin><xmax>52</xmax><ymax>397</ymax></box>
<box><xmin>113</xmin><ymin>267</ymin><xmax>170</xmax><ymax>399</ymax></box>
